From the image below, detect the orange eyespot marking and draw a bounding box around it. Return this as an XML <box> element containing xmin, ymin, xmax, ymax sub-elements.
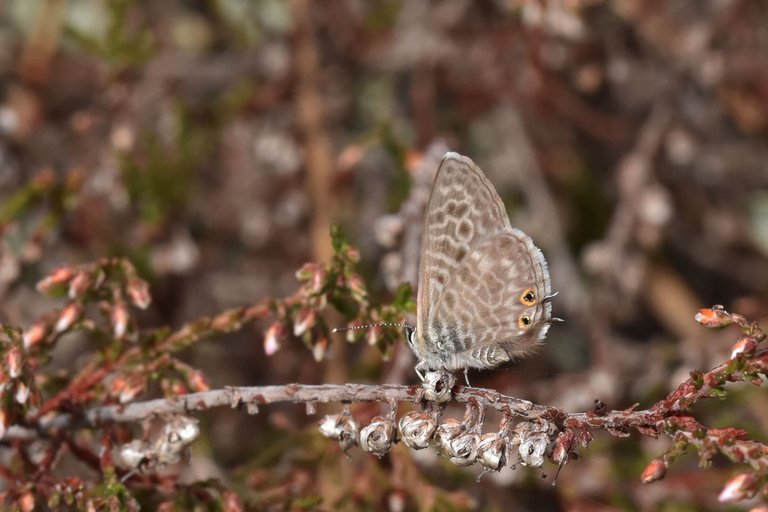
<box><xmin>518</xmin><ymin>314</ymin><xmax>532</xmax><ymax>329</ymax></box>
<box><xmin>520</xmin><ymin>288</ymin><xmax>537</xmax><ymax>306</ymax></box>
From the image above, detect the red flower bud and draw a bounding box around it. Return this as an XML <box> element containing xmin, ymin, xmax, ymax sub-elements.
<box><xmin>695</xmin><ymin>305</ymin><xmax>732</xmax><ymax>328</ymax></box>
<box><xmin>641</xmin><ymin>458</ymin><xmax>667</xmax><ymax>483</ymax></box>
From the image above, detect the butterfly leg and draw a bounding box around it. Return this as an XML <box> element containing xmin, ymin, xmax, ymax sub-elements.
<box><xmin>414</xmin><ymin>361</ymin><xmax>428</xmax><ymax>381</ymax></box>
<box><xmin>463</xmin><ymin>368</ymin><xmax>471</xmax><ymax>387</ymax></box>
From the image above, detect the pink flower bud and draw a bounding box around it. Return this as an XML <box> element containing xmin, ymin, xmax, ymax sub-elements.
<box><xmin>36</xmin><ymin>267</ymin><xmax>75</xmax><ymax>293</ymax></box>
<box><xmin>263</xmin><ymin>323</ymin><xmax>283</xmax><ymax>356</ymax></box>
<box><xmin>312</xmin><ymin>337</ymin><xmax>327</xmax><ymax>362</ymax></box>
<box><xmin>111</xmin><ymin>302</ymin><xmax>129</xmax><ymax>339</ymax></box>
<box><xmin>731</xmin><ymin>336</ymin><xmax>757</xmax><ymax>359</ymax></box>
<box><xmin>295</xmin><ymin>262</ymin><xmax>319</xmax><ymax>282</ymax></box>
<box><xmin>718</xmin><ymin>473</ymin><xmax>758</xmax><ymax>502</ymax></box>
<box><xmin>6</xmin><ymin>347</ymin><xmax>23</xmax><ymax>379</ymax></box>
<box><xmin>293</xmin><ymin>308</ymin><xmax>316</xmax><ymax>337</ymax></box>
<box><xmin>67</xmin><ymin>272</ymin><xmax>92</xmax><ymax>299</ymax></box>
<box><xmin>309</xmin><ymin>268</ymin><xmax>326</xmax><ymax>293</ymax></box>
<box><xmin>695</xmin><ymin>305</ymin><xmax>732</xmax><ymax>328</ymax></box>
<box><xmin>366</xmin><ymin>326</ymin><xmax>380</xmax><ymax>347</ymax></box>
<box><xmin>55</xmin><ymin>303</ymin><xmax>82</xmax><ymax>333</ymax></box>
<box><xmin>19</xmin><ymin>491</ymin><xmax>34</xmax><ymax>512</ymax></box>
<box><xmin>0</xmin><ymin>408</ymin><xmax>7</xmax><ymax>440</ymax></box>
<box><xmin>127</xmin><ymin>278</ymin><xmax>151</xmax><ymax>309</ymax></box>
<box><xmin>14</xmin><ymin>381</ymin><xmax>29</xmax><ymax>405</ymax></box>
<box><xmin>641</xmin><ymin>458</ymin><xmax>667</xmax><ymax>483</ymax></box>
<box><xmin>186</xmin><ymin>372</ymin><xmax>207</xmax><ymax>392</ymax></box>
<box><xmin>22</xmin><ymin>322</ymin><xmax>47</xmax><ymax>349</ymax></box>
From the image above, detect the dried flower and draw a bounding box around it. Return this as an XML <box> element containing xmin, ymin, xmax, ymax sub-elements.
<box><xmin>435</xmin><ymin>418</ymin><xmax>479</xmax><ymax>465</ymax></box>
<box><xmin>398</xmin><ymin>411</ymin><xmax>437</xmax><ymax>450</ymax></box>
<box><xmin>477</xmin><ymin>433</ymin><xmax>507</xmax><ymax>471</ymax></box>
<box><xmin>552</xmin><ymin>430</ymin><xmax>574</xmax><ymax>467</ymax></box>
<box><xmin>434</xmin><ymin>418</ymin><xmax>462</xmax><ymax>450</ymax></box>
<box><xmin>319</xmin><ymin>413</ymin><xmax>359</xmax><ymax>454</ymax></box>
<box><xmin>718</xmin><ymin>473</ymin><xmax>758</xmax><ymax>502</ymax></box>
<box><xmin>319</xmin><ymin>414</ymin><xmax>341</xmax><ymax>438</ymax></box>
<box><xmin>359</xmin><ymin>416</ymin><xmax>395</xmax><ymax>457</ymax></box>
<box><xmin>169</xmin><ymin>415</ymin><xmax>200</xmax><ymax>445</ymax></box>
<box><xmin>422</xmin><ymin>371</ymin><xmax>455</xmax><ymax>403</ymax></box>
<box><xmin>117</xmin><ymin>440</ymin><xmax>149</xmax><ymax>470</ymax></box>
<box><xmin>518</xmin><ymin>432</ymin><xmax>549</xmax><ymax>467</ymax></box>
<box><xmin>444</xmin><ymin>433</ymin><xmax>479</xmax><ymax>466</ymax></box>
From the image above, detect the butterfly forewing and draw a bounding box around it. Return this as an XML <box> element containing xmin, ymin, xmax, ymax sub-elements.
<box><xmin>416</xmin><ymin>153</ymin><xmax>510</xmax><ymax>339</ymax></box>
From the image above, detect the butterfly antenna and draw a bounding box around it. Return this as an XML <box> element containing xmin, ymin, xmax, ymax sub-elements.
<box><xmin>332</xmin><ymin>322</ymin><xmax>411</xmax><ymax>333</ymax></box>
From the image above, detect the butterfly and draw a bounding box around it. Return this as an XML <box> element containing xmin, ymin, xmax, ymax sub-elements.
<box><xmin>405</xmin><ymin>152</ymin><xmax>557</xmax><ymax>382</ymax></box>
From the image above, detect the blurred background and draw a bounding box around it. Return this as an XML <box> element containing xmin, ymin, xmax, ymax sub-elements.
<box><xmin>1</xmin><ymin>0</ymin><xmax>767</xmax><ymax>510</ymax></box>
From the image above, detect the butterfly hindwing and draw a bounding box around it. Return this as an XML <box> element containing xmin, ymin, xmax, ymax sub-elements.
<box><xmin>427</xmin><ymin>229</ymin><xmax>552</xmax><ymax>370</ymax></box>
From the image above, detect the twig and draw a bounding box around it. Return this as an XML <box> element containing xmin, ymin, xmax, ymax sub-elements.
<box><xmin>0</xmin><ymin>380</ymin><xmax>714</xmax><ymax>439</ymax></box>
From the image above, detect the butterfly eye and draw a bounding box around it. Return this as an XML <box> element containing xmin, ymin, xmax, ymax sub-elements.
<box><xmin>518</xmin><ymin>314</ymin><xmax>532</xmax><ymax>329</ymax></box>
<box><xmin>520</xmin><ymin>288</ymin><xmax>537</xmax><ymax>306</ymax></box>
<box><xmin>405</xmin><ymin>326</ymin><xmax>416</xmax><ymax>347</ymax></box>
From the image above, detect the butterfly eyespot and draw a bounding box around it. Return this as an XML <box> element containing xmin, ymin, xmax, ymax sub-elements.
<box><xmin>518</xmin><ymin>314</ymin><xmax>532</xmax><ymax>329</ymax></box>
<box><xmin>520</xmin><ymin>288</ymin><xmax>537</xmax><ymax>306</ymax></box>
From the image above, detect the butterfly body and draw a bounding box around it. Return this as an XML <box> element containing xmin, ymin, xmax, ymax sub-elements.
<box><xmin>408</xmin><ymin>153</ymin><xmax>554</xmax><ymax>376</ymax></box>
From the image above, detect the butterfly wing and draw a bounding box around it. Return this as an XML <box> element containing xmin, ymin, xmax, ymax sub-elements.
<box><xmin>428</xmin><ymin>228</ymin><xmax>552</xmax><ymax>370</ymax></box>
<box><xmin>415</xmin><ymin>153</ymin><xmax>511</xmax><ymax>353</ymax></box>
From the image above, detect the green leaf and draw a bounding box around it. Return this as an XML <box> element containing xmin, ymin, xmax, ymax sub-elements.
<box><xmin>393</xmin><ymin>282</ymin><xmax>415</xmax><ymax>312</ymax></box>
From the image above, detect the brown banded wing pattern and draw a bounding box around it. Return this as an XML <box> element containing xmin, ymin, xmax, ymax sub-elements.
<box><xmin>408</xmin><ymin>153</ymin><xmax>554</xmax><ymax>377</ymax></box>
